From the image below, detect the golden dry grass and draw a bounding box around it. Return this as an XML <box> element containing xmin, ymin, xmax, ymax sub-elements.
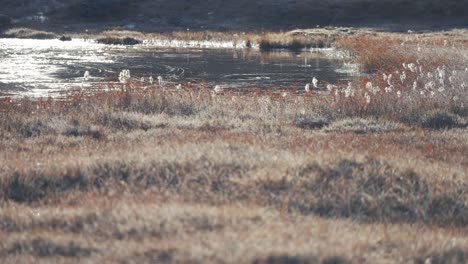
<box><xmin>0</xmin><ymin>31</ymin><xmax>467</xmax><ymax>263</ymax></box>
<box><xmin>1</xmin><ymin>83</ymin><xmax>467</xmax><ymax>263</ymax></box>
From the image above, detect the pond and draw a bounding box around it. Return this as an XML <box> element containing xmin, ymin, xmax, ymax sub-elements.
<box><xmin>0</xmin><ymin>38</ymin><xmax>356</xmax><ymax>97</ymax></box>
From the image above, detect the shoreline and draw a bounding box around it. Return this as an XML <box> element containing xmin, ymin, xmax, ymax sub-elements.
<box><xmin>2</xmin><ymin>26</ymin><xmax>467</xmax><ymax>50</ymax></box>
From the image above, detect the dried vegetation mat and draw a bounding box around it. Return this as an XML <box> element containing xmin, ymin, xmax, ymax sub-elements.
<box><xmin>0</xmin><ymin>32</ymin><xmax>467</xmax><ymax>263</ymax></box>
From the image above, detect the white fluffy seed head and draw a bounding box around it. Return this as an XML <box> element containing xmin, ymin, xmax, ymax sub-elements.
<box><xmin>372</xmin><ymin>86</ymin><xmax>380</xmax><ymax>95</ymax></box>
<box><xmin>425</xmin><ymin>81</ymin><xmax>435</xmax><ymax>90</ymax></box>
<box><xmin>365</xmin><ymin>92</ymin><xmax>371</xmax><ymax>104</ymax></box>
<box><xmin>214</xmin><ymin>85</ymin><xmax>222</xmax><ymax>94</ymax></box>
<box><xmin>400</xmin><ymin>71</ymin><xmax>406</xmax><ymax>84</ymax></box>
<box><xmin>312</xmin><ymin>77</ymin><xmax>318</xmax><ymax>88</ymax></box>
<box><xmin>387</xmin><ymin>74</ymin><xmax>393</xmax><ymax>86</ymax></box>
<box><xmin>344</xmin><ymin>82</ymin><xmax>354</xmax><ymax>97</ymax></box>
<box><xmin>437</xmin><ymin>67</ymin><xmax>445</xmax><ymax>79</ymax></box>
<box><xmin>118</xmin><ymin>69</ymin><xmax>131</xmax><ymax>83</ymax></box>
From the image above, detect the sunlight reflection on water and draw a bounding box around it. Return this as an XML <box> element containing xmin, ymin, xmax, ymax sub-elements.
<box><xmin>0</xmin><ymin>38</ymin><xmax>356</xmax><ymax>97</ymax></box>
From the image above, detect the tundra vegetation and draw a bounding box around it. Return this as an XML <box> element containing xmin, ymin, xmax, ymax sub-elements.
<box><xmin>0</xmin><ymin>30</ymin><xmax>467</xmax><ymax>263</ymax></box>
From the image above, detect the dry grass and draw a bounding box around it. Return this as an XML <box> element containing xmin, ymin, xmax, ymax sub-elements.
<box><xmin>0</xmin><ymin>78</ymin><xmax>467</xmax><ymax>262</ymax></box>
<box><xmin>0</xmin><ymin>30</ymin><xmax>467</xmax><ymax>263</ymax></box>
<box><xmin>258</xmin><ymin>33</ymin><xmax>332</xmax><ymax>51</ymax></box>
<box><xmin>335</xmin><ymin>32</ymin><xmax>468</xmax><ymax>73</ymax></box>
<box><xmin>335</xmin><ymin>36</ymin><xmax>412</xmax><ymax>73</ymax></box>
<box><xmin>1</xmin><ymin>28</ymin><xmax>57</xmax><ymax>39</ymax></box>
<box><xmin>330</xmin><ymin>32</ymin><xmax>468</xmax><ymax>129</ymax></box>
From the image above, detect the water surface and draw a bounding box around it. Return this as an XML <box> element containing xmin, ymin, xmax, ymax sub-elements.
<box><xmin>0</xmin><ymin>38</ymin><xmax>355</xmax><ymax>97</ymax></box>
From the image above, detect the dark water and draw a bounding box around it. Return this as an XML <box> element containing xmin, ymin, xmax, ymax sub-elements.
<box><xmin>0</xmin><ymin>38</ymin><xmax>355</xmax><ymax>97</ymax></box>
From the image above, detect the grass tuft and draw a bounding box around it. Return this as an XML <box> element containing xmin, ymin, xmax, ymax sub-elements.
<box><xmin>2</xmin><ymin>238</ymin><xmax>96</xmax><ymax>258</ymax></box>
<box><xmin>421</xmin><ymin>111</ymin><xmax>467</xmax><ymax>130</ymax></box>
<box><xmin>323</xmin><ymin>118</ymin><xmax>403</xmax><ymax>134</ymax></box>
<box><xmin>294</xmin><ymin>114</ymin><xmax>330</xmax><ymax>130</ymax></box>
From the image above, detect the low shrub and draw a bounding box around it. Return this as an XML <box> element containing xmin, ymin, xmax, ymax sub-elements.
<box><xmin>96</xmin><ymin>37</ymin><xmax>141</xmax><ymax>45</ymax></box>
<box><xmin>2</xmin><ymin>28</ymin><xmax>56</xmax><ymax>39</ymax></box>
<box><xmin>294</xmin><ymin>114</ymin><xmax>329</xmax><ymax>130</ymax></box>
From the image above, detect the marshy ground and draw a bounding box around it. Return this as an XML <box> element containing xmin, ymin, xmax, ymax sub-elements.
<box><xmin>0</xmin><ymin>28</ymin><xmax>467</xmax><ymax>263</ymax></box>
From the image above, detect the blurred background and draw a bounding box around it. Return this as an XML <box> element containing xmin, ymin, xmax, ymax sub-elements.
<box><xmin>1</xmin><ymin>0</ymin><xmax>467</xmax><ymax>32</ymax></box>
